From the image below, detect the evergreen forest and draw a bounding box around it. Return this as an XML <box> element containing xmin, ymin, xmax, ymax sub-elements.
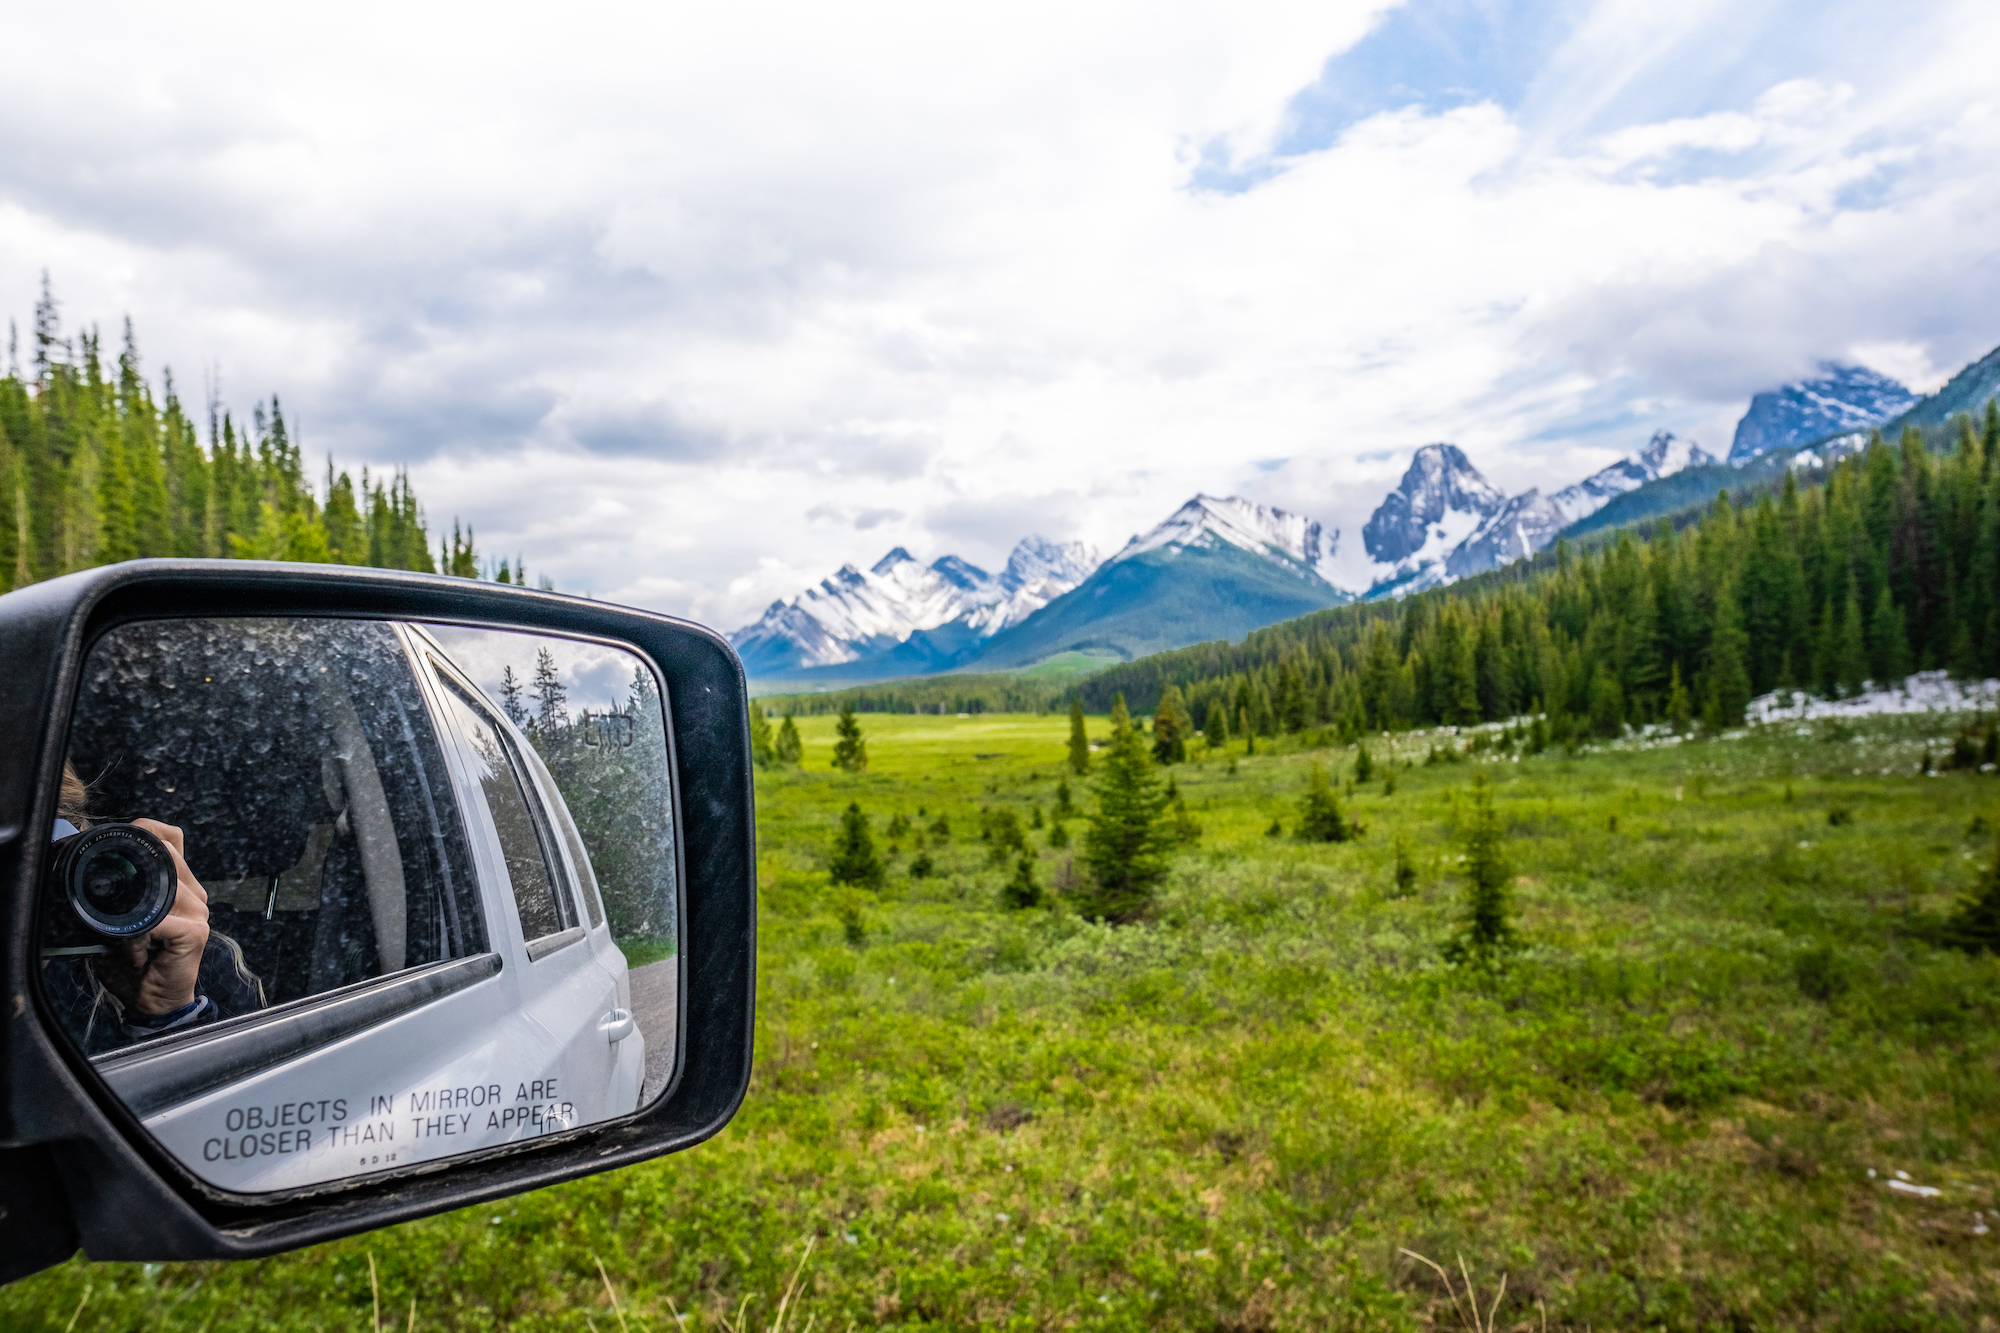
<box><xmin>1081</xmin><ymin>410</ymin><xmax>2000</xmax><ymax>741</ymax></box>
<box><xmin>0</xmin><ymin>278</ymin><xmax>470</xmax><ymax>592</ymax></box>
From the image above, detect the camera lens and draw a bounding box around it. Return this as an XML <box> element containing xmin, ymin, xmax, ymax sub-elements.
<box><xmin>79</xmin><ymin>849</ymin><xmax>149</xmax><ymax>918</ymax></box>
<box><xmin>52</xmin><ymin>824</ymin><xmax>177</xmax><ymax>939</ymax></box>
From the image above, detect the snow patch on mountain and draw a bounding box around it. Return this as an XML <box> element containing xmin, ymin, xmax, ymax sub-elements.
<box><xmin>1549</xmin><ymin>431</ymin><xmax>1718</xmax><ymax>526</ymax></box>
<box><xmin>1318</xmin><ymin>445</ymin><xmax>1505</xmax><ymax>596</ymax></box>
<box><xmin>1362</xmin><ymin>444</ymin><xmax>1506</xmax><ymax>565</ymax></box>
<box><xmin>1114</xmin><ymin>494</ymin><xmax>1332</xmax><ymax>577</ymax></box>
<box><xmin>1446</xmin><ymin>491</ymin><xmax>1565</xmax><ymax>580</ymax></box>
<box><xmin>730</xmin><ymin>535</ymin><xmax>1099</xmax><ymax>672</ymax></box>
<box><xmin>965</xmin><ymin>535</ymin><xmax>1103</xmax><ymax>634</ymax></box>
<box><xmin>1440</xmin><ymin>431</ymin><xmax>1719</xmax><ymax>582</ymax></box>
<box><xmin>1729</xmin><ymin>363</ymin><xmax>1916</xmax><ymax>464</ymax></box>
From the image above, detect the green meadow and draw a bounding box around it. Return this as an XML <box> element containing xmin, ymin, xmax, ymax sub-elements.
<box><xmin>9</xmin><ymin>710</ymin><xmax>2000</xmax><ymax>1330</ymax></box>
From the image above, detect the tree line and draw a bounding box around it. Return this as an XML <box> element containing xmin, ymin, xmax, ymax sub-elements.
<box><xmin>753</xmin><ymin>673</ymin><xmax>1062</xmax><ymax>717</ymax></box>
<box><xmin>1078</xmin><ymin>409</ymin><xmax>2000</xmax><ymax>742</ymax></box>
<box><xmin>0</xmin><ymin>275</ymin><xmax>514</xmax><ymax>591</ymax></box>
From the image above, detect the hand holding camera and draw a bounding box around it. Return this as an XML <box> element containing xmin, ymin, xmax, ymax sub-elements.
<box><xmin>46</xmin><ymin>819</ymin><xmax>210</xmax><ymax>1017</ymax></box>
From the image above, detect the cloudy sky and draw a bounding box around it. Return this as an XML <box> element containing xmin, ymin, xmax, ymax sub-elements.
<box><xmin>4</xmin><ymin>0</ymin><xmax>1997</xmax><ymax>627</ymax></box>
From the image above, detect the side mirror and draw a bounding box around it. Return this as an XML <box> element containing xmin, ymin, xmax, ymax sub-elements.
<box><xmin>0</xmin><ymin>560</ymin><xmax>756</xmax><ymax>1281</ymax></box>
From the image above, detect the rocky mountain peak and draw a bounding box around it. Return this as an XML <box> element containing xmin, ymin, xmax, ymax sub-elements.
<box><xmin>1002</xmin><ymin>534</ymin><xmax>1099</xmax><ymax>593</ymax></box>
<box><xmin>928</xmin><ymin>553</ymin><xmax>994</xmax><ymax>591</ymax></box>
<box><xmin>1362</xmin><ymin>444</ymin><xmax>1506</xmax><ymax>565</ymax></box>
<box><xmin>1116</xmin><ymin>495</ymin><xmax>1329</xmax><ymax>573</ymax></box>
<box><xmin>1729</xmin><ymin>363</ymin><xmax>1916</xmax><ymax>464</ymax></box>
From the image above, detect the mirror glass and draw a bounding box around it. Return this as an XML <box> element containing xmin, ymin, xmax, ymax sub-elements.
<box><xmin>43</xmin><ymin>617</ymin><xmax>679</xmax><ymax>1194</ymax></box>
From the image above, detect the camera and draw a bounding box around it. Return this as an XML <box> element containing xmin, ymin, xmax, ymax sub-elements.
<box><xmin>43</xmin><ymin>823</ymin><xmax>178</xmax><ymax>954</ymax></box>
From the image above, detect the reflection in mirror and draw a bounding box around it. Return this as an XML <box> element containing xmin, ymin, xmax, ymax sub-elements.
<box><xmin>45</xmin><ymin>618</ymin><xmax>678</xmax><ymax>1196</ymax></box>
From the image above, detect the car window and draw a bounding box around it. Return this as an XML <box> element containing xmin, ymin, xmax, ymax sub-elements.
<box><xmin>53</xmin><ymin>618</ymin><xmax>484</xmax><ymax>1060</ymax></box>
<box><xmin>517</xmin><ymin>737</ymin><xmax>605</xmax><ymax>930</ymax></box>
<box><xmin>431</xmin><ymin>669</ymin><xmax>575</xmax><ymax>943</ymax></box>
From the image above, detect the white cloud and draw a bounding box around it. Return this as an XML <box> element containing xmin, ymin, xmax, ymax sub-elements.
<box><xmin>2</xmin><ymin>0</ymin><xmax>1997</xmax><ymax>629</ymax></box>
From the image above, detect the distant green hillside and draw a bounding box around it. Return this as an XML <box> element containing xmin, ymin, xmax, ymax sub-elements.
<box><xmin>1892</xmin><ymin>343</ymin><xmax>2000</xmax><ymax>432</ymax></box>
<box><xmin>974</xmin><ymin>539</ymin><xmax>1349</xmax><ymax>669</ymax></box>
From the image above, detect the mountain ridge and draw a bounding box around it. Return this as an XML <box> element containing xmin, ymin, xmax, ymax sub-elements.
<box><xmin>737</xmin><ymin>341</ymin><xmax>1999</xmax><ymax>685</ymax></box>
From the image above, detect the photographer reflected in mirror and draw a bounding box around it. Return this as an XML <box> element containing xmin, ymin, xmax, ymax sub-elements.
<box><xmin>41</xmin><ymin>763</ymin><xmax>267</xmax><ymax>1055</ymax></box>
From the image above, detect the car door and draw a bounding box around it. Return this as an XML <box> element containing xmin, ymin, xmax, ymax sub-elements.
<box><xmin>414</xmin><ymin>636</ymin><xmax>637</xmax><ymax>1131</ymax></box>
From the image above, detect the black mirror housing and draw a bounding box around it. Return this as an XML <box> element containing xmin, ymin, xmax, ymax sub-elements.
<box><xmin>0</xmin><ymin>560</ymin><xmax>756</xmax><ymax>1282</ymax></box>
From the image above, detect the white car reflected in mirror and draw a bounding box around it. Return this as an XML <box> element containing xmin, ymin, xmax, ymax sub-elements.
<box><xmin>48</xmin><ymin>618</ymin><xmax>680</xmax><ymax>1195</ymax></box>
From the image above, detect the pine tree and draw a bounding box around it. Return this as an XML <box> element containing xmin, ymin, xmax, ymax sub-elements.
<box><xmin>1295</xmin><ymin>764</ymin><xmax>1350</xmax><ymax>842</ymax></box>
<box><xmin>1000</xmin><ymin>855</ymin><xmax>1042</xmax><ymax>910</ymax></box>
<box><xmin>1067</xmin><ymin>697</ymin><xmax>1091</xmax><ymax>774</ymax></box>
<box><xmin>1703</xmin><ymin>582</ymin><xmax>1752</xmax><ymax>726</ymax></box>
<box><xmin>831</xmin><ymin>702</ymin><xmax>868</xmax><ymax>772</ymax></box>
<box><xmin>1943</xmin><ymin>833</ymin><xmax>2000</xmax><ymax>953</ymax></box>
<box><xmin>1354</xmin><ymin>742</ymin><xmax>1374</xmax><ymax>783</ymax></box>
<box><xmin>1665</xmin><ymin>663</ymin><xmax>1692</xmax><ymax>733</ymax></box>
<box><xmin>1588</xmin><ymin>666</ymin><xmax>1624</xmax><ymax>738</ymax></box>
<box><xmin>1053</xmin><ymin>778</ymin><xmax>1075</xmax><ymax>820</ymax></box>
<box><xmin>775</xmin><ymin>713</ymin><xmax>804</xmax><ymax>764</ymax></box>
<box><xmin>1869</xmin><ymin>583</ymin><xmax>1911</xmax><ymax>686</ymax></box>
<box><xmin>1205</xmin><ymin>699</ymin><xmax>1231</xmax><ymax>749</ymax></box>
<box><xmin>1239</xmin><ymin>706</ymin><xmax>1254</xmax><ymax>755</ymax></box>
<box><xmin>1152</xmin><ymin>683</ymin><xmax>1190</xmax><ymax>764</ymax></box>
<box><xmin>748</xmin><ymin>705</ymin><xmax>776</xmax><ymax>769</ymax></box>
<box><xmin>828</xmin><ymin>802</ymin><xmax>885</xmax><ymax>890</ymax></box>
<box><xmin>1163</xmin><ymin>774</ymin><xmax>1202</xmax><ymax>844</ymax></box>
<box><xmin>1835</xmin><ymin>577</ymin><xmax>1868</xmax><ymax>696</ymax></box>
<box><xmin>1079</xmin><ymin>693</ymin><xmax>1172</xmax><ymax>922</ymax></box>
<box><xmin>532</xmin><ymin>647</ymin><xmax>567</xmax><ymax>733</ymax></box>
<box><xmin>0</xmin><ymin>283</ymin><xmax>450</xmax><ymax>588</ymax></box>
<box><xmin>499</xmin><ymin>665</ymin><xmax>529</xmax><ymax>728</ymax></box>
<box><xmin>1445</xmin><ymin>771</ymin><xmax>1515</xmax><ymax>962</ymax></box>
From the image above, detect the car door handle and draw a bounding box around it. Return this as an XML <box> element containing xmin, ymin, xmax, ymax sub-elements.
<box><xmin>598</xmin><ymin>1008</ymin><xmax>635</xmax><ymax>1044</ymax></box>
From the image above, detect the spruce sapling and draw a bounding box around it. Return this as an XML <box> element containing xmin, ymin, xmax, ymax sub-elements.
<box><xmin>748</xmin><ymin>706</ymin><xmax>776</xmax><ymax>769</ymax></box>
<box><xmin>1078</xmin><ymin>692</ymin><xmax>1173</xmax><ymax>922</ymax></box>
<box><xmin>775</xmin><ymin>713</ymin><xmax>804</xmax><ymax>764</ymax></box>
<box><xmin>1001</xmin><ymin>855</ymin><xmax>1043</xmax><ymax>910</ymax></box>
<box><xmin>1445</xmin><ymin>771</ymin><xmax>1516</xmax><ymax>962</ymax></box>
<box><xmin>1053</xmin><ymin>778</ymin><xmax>1075</xmax><ymax>819</ymax></box>
<box><xmin>1067</xmin><ymin>697</ymin><xmax>1091</xmax><ymax>775</ymax></box>
<box><xmin>831</xmin><ymin>702</ymin><xmax>868</xmax><ymax>772</ymax></box>
<box><xmin>1295</xmin><ymin>763</ymin><xmax>1350</xmax><ymax>842</ymax></box>
<box><xmin>828</xmin><ymin>801</ymin><xmax>885</xmax><ymax>891</ymax></box>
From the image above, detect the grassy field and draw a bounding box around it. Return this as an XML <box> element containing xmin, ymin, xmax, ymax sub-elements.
<box><xmin>8</xmin><ymin>710</ymin><xmax>2000</xmax><ymax>1329</ymax></box>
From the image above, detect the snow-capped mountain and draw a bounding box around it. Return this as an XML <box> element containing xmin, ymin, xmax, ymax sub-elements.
<box><xmin>1362</xmin><ymin>444</ymin><xmax>1506</xmax><ymax>563</ymax></box>
<box><xmin>1443</xmin><ymin>431</ymin><xmax>1718</xmax><ymax>579</ymax></box>
<box><xmin>730</xmin><ymin>535</ymin><xmax>1098</xmax><ymax>678</ymax></box>
<box><xmin>1550</xmin><ymin>431</ymin><xmax>1717</xmax><ymax>525</ymax></box>
<box><xmin>1111</xmin><ymin>494</ymin><xmax>1336</xmax><ymax>578</ymax></box>
<box><xmin>1444</xmin><ymin>490</ymin><xmax>1566</xmax><ymax>580</ymax></box>
<box><xmin>1316</xmin><ymin>444</ymin><xmax>1505</xmax><ymax>596</ymax></box>
<box><xmin>1729</xmin><ymin>363</ymin><xmax>1917</xmax><ymax>464</ymax></box>
<box><xmin>973</xmin><ymin>496</ymin><xmax>1351</xmax><ymax>669</ymax></box>
<box><xmin>964</xmin><ymin>535</ymin><xmax>1103</xmax><ymax>634</ymax></box>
